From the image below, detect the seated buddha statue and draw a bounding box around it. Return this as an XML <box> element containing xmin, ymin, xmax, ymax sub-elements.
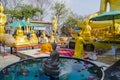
<box><xmin>29</xmin><ymin>30</ymin><xmax>38</xmax><ymax>44</ymax></box>
<box><xmin>15</xmin><ymin>25</ymin><xmax>30</xmax><ymax>46</ymax></box>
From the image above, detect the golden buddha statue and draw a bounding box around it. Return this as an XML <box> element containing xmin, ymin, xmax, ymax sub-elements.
<box><xmin>29</xmin><ymin>30</ymin><xmax>38</xmax><ymax>44</ymax></box>
<box><xmin>25</xmin><ymin>18</ymin><xmax>31</xmax><ymax>34</ymax></box>
<box><xmin>15</xmin><ymin>25</ymin><xmax>29</xmax><ymax>46</ymax></box>
<box><xmin>0</xmin><ymin>3</ymin><xmax>16</xmax><ymax>47</ymax></box>
<box><xmin>49</xmin><ymin>31</ymin><xmax>55</xmax><ymax>43</ymax></box>
<box><xmin>77</xmin><ymin>0</ymin><xmax>120</xmax><ymax>41</ymax></box>
<box><xmin>25</xmin><ymin>26</ymin><xmax>30</xmax><ymax>34</ymax></box>
<box><xmin>52</xmin><ymin>15</ymin><xmax>58</xmax><ymax>34</ymax></box>
<box><xmin>78</xmin><ymin>19</ymin><xmax>92</xmax><ymax>41</ymax></box>
<box><xmin>0</xmin><ymin>3</ymin><xmax>6</xmax><ymax>35</ymax></box>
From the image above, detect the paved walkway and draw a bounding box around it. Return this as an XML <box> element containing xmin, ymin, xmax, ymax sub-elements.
<box><xmin>0</xmin><ymin>54</ymin><xmax>20</xmax><ymax>70</ymax></box>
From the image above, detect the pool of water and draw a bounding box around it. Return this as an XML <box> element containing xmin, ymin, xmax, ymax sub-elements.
<box><xmin>0</xmin><ymin>57</ymin><xmax>104</xmax><ymax>80</ymax></box>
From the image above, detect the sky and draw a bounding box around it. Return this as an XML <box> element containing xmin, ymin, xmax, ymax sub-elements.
<box><xmin>58</xmin><ymin>0</ymin><xmax>101</xmax><ymax>16</ymax></box>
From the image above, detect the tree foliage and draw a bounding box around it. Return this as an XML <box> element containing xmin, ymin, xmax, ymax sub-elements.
<box><xmin>63</xmin><ymin>13</ymin><xmax>84</xmax><ymax>28</ymax></box>
<box><xmin>52</xmin><ymin>2</ymin><xmax>69</xmax><ymax>26</ymax></box>
<box><xmin>4</xmin><ymin>5</ymin><xmax>43</xmax><ymax>20</ymax></box>
<box><xmin>61</xmin><ymin>13</ymin><xmax>84</xmax><ymax>36</ymax></box>
<box><xmin>63</xmin><ymin>16</ymin><xmax>78</xmax><ymax>28</ymax></box>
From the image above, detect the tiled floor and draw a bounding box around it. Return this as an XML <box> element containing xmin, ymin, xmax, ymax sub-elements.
<box><xmin>97</xmin><ymin>54</ymin><xmax>120</xmax><ymax>65</ymax></box>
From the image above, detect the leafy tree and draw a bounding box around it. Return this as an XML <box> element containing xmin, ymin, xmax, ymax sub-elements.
<box><xmin>61</xmin><ymin>13</ymin><xmax>84</xmax><ymax>36</ymax></box>
<box><xmin>19</xmin><ymin>5</ymin><xmax>43</xmax><ymax>19</ymax></box>
<box><xmin>63</xmin><ymin>13</ymin><xmax>84</xmax><ymax>28</ymax></box>
<box><xmin>63</xmin><ymin>16</ymin><xmax>78</xmax><ymax>28</ymax></box>
<box><xmin>52</xmin><ymin>2</ymin><xmax>69</xmax><ymax>26</ymax></box>
<box><xmin>4</xmin><ymin>8</ymin><xmax>22</xmax><ymax>20</ymax></box>
<box><xmin>4</xmin><ymin>5</ymin><xmax>43</xmax><ymax>20</ymax></box>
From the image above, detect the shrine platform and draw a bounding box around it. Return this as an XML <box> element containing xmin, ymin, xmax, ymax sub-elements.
<box><xmin>17</xmin><ymin>48</ymin><xmax>74</xmax><ymax>59</ymax></box>
<box><xmin>11</xmin><ymin>42</ymin><xmax>65</xmax><ymax>54</ymax></box>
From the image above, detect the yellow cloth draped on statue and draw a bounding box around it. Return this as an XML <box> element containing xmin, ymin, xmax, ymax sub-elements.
<box><xmin>73</xmin><ymin>35</ymin><xmax>86</xmax><ymax>58</ymax></box>
<box><xmin>40</xmin><ymin>32</ymin><xmax>52</xmax><ymax>52</ymax></box>
<box><xmin>40</xmin><ymin>43</ymin><xmax>52</xmax><ymax>53</ymax></box>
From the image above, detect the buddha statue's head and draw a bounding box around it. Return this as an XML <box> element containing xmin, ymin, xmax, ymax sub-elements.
<box><xmin>52</xmin><ymin>15</ymin><xmax>56</xmax><ymax>20</ymax></box>
<box><xmin>41</xmin><ymin>31</ymin><xmax>45</xmax><ymax>38</ymax></box>
<box><xmin>31</xmin><ymin>30</ymin><xmax>35</xmax><ymax>34</ymax></box>
<box><xmin>18</xmin><ymin>25</ymin><xmax>22</xmax><ymax>30</ymax></box>
<box><xmin>17</xmin><ymin>25</ymin><xmax>24</xmax><ymax>36</ymax></box>
<box><xmin>83</xmin><ymin>19</ymin><xmax>89</xmax><ymax>25</ymax></box>
<box><xmin>0</xmin><ymin>3</ymin><xmax>4</xmax><ymax>13</ymax></box>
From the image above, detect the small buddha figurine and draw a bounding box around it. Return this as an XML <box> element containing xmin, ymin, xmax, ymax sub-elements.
<box><xmin>15</xmin><ymin>25</ymin><xmax>29</xmax><ymax>46</ymax></box>
<box><xmin>0</xmin><ymin>3</ymin><xmax>6</xmax><ymax>35</ymax></box>
<box><xmin>52</xmin><ymin>15</ymin><xmax>58</xmax><ymax>34</ymax></box>
<box><xmin>39</xmin><ymin>32</ymin><xmax>48</xmax><ymax>44</ymax></box>
<box><xmin>29</xmin><ymin>30</ymin><xmax>38</xmax><ymax>44</ymax></box>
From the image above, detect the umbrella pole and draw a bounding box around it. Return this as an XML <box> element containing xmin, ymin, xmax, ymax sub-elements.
<box><xmin>112</xmin><ymin>17</ymin><xmax>117</xmax><ymax>59</ymax></box>
<box><xmin>113</xmin><ymin>17</ymin><xmax>115</xmax><ymax>41</ymax></box>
